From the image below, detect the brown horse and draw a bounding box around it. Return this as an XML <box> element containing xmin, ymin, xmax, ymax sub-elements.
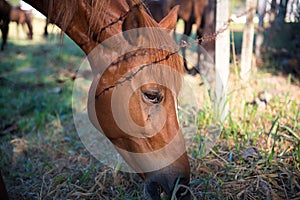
<box><xmin>0</xmin><ymin>0</ymin><xmax>11</xmax><ymax>51</ymax></box>
<box><xmin>16</xmin><ymin>0</ymin><xmax>190</xmax><ymax>199</ymax></box>
<box><xmin>10</xmin><ymin>6</ymin><xmax>33</xmax><ymax>39</ymax></box>
<box><xmin>145</xmin><ymin>0</ymin><xmax>209</xmax><ymax>75</ymax></box>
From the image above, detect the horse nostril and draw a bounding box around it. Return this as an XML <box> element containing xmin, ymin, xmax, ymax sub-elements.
<box><xmin>145</xmin><ymin>182</ymin><xmax>161</xmax><ymax>200</ymax></box>
<box><xmin>146</xmin><ymin>175</ymin><xmax>191</xmax><ymax>200</ymax></box>
<box><xmin>144</xmin><ymin>153</ymin><xmax>191</xmax><ymax>199</ymax></box>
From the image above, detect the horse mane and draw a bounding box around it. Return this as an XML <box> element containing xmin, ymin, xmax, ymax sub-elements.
<box><xmin>47</xmin><ymin>0</ymin><xmax>146</xmax><ymax>35</ymax></box>
<box><xmin>47</xmin><ymin>0</ymin><xmax>183</xmax><ymax>93</ymax></box>
<box><xmin>47</xmin><ymin>0</ymin><xmax>77</xmax><ymax>31</ymax></box>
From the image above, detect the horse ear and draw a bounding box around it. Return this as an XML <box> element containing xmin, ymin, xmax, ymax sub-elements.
<box><xmin>159</xmin><ymin>6</ymin><xmax>179</xmax><ymax>30</ymax></box>
<box><xmin>122</xmin><ymin>6</ymin><xmax>146</xmax><ymax>45</ymax></box>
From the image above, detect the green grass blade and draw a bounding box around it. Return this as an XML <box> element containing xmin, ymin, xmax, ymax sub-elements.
<box><xmin>281</xmin><ymin>125</ymin><xmax>300</xmax><ymax>141</ymax></box>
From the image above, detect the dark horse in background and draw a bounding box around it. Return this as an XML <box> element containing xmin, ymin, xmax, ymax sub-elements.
<box><xmin>0</xmin><ymin>0</ymin><xmax>33</xmax><ymax>51</ymax></box>
<box><xmin>0</xmin><ymin>0</ymin><xmax>11</xmax><ymax>51</ymax></box>
<box><xmin>10</xmin><ymin>6</ymin><xmax>33</xmax><ymax>40</ymax></box>
<box><xmin>145</xmin><ymin>0</ymin><xmax>211</xmax><ymax>75</ymax></box>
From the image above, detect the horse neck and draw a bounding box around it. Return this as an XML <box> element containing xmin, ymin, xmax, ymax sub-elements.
<box><xmin>24</xmin><ymin>0</ymin><xmax>143</xmax><ymax>54</ymax></box>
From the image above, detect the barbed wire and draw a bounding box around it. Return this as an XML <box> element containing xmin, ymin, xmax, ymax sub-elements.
<box><xmin>95</xmin><ymin>5</ymin><xmax>258</xmax><ymax>96</ymax></box>
<box><xmin>95</xmin><ymin>48</ymin><xmax>180</xmax><ymax>98</ymax></box>
<box><xmin>198</xmin><ymin>6</ymin><xmax>257</xmax><ymax>44</ymax></box>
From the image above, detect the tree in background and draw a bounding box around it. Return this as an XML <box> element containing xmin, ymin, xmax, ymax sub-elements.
<box><xmin>277</xmin><ymin>0</ymin><xmax>289</xmax><ymax>22</ymax></box>
<box><xmin>271</xmin><ymin>0</ymin><xmax>300</xmax><ymax>23</ymax></box>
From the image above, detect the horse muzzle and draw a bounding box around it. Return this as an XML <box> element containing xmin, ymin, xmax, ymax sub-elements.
<box><xmin>144</xmin><ymin>153</ymin><xmax>191</xmax><ymax>200</ymax></box>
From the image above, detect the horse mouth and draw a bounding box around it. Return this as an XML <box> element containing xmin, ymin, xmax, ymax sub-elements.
<box><xmin>145</xmin><ymin>177</ymin><xmax>191</xmax><ymax>200</ymax></box>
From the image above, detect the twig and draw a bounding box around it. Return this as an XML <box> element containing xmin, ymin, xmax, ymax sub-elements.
<box><xmin>210</xmin><ymin>149</ymin><xmax>229</xmax><ymax>164</ymax></box>
<box><xmin>171</xmin><ymin>184</ymin><xmax>197</xmax><ymax>200</ymax></box>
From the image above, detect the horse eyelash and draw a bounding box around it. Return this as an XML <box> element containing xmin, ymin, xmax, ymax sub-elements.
<box><xmin>143</xmin><ymin>92</ymin><xmax>163</xmax><ymax>104</ymax></box>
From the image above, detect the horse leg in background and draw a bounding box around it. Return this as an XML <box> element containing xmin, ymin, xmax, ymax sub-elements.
<box><xmin>0</xmin><ymin>0</ymin><xmax>11</xmax><ymax>51</ymax></box>
<box><xmin>25</xmin><ymin>12</ymin><xmax>33</xmax><ymax>39</ymax></box>
<box><xmin>0</xmin><ymin>19</ymin><xmax>9</xmax><ymax>51</ymax></box>
<box><xmin>18</xmin><ymin>11</ymin><xmax>32</xmax><ymax>40</ymax></box>
<box><xmin>181</xmin><ymin>19</ymin><xmax>197</xmax><ymax>75</ymax></box>
<box><xmin>44</xmin><ymin>18</ymin><xmax>48</xmax><ymax>37</ymax></box>
<box><xmin>16</xmin><ymin>22</ymin><xmax>20</xmax><ymax>38</ymax></box>
<box><xmin>0</xmin><ymin>171</ymin><xmax>9</xmax><ymax>200</ymax></box>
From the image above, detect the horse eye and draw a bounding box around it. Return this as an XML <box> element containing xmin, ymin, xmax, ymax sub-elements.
<box><xmin>143</xmin><ymin>91</ymin><xmax>163</xmax><ymax>104</ymax></box>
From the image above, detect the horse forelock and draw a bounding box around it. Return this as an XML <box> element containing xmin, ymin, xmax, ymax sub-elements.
<box><xmin>95</xmin><ymin>47</ymin><xmax>184</xmax><ymax>99</ymax></box>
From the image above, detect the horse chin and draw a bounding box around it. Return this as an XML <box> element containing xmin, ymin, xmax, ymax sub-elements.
<box><xmin>143</xmin><ymin>153</ymin><xmax>191</xmax><ymax>200</ymax></box>
<box><xmin>145</xmin><ymin>179</ymin><xmax>191</xmax><ymax>200</ymax></box>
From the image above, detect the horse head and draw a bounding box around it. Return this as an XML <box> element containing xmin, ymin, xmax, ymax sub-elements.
<box><xmin>23</xmin><ymin>1</ymin><xmax>191</xmax><ymax>198</ymax></box>
<box><xmin>87</xmin><ymin>5</ymin><xmax>191</xmax><ymax>199</ymax></box>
